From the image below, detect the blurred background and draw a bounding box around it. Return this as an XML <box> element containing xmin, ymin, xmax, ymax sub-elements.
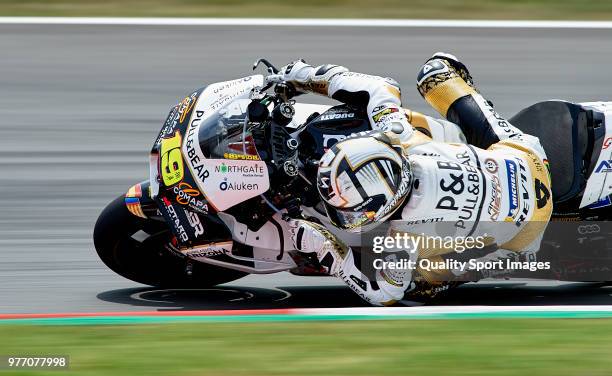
<box><xmin>1</xmin><ymin>1</ymin><xmax>612</xmax><ymax>314</ymax></box>
<box><xmin>0</xmin><ymin>25</ymin><xmax>612</xmax><ymax>312</ymax></box>
<box><xmin>1</xmin><ymin>2</ymin><xmax>612</xmax><ymax>375</ymax></box>
<box><xmin>1</xmin><ymin>0</ymin><xmax>612</xmax><ymax>19</ymax></box>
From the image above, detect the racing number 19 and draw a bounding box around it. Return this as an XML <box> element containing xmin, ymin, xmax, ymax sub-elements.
<box><xmin>160</xmin><ymin>131</ymin><xmax>184</xmax><ymax>186</ymax></box>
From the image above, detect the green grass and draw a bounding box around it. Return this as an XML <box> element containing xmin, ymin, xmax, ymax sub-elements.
<box><xmin>2</xmin><ymin>319</ymin><xmax>612</xmax><ymax>375</ymax></box>
<box><xmin>0</xmin><ymin>0</ymin><xmax>612</xmax><ymax>19</ymax></box>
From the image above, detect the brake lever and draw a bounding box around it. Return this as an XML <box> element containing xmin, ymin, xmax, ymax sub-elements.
<box><xmin>252</xmin><ymin>58</ymin><xmax>279</xmax><ymax>74</ymax></box>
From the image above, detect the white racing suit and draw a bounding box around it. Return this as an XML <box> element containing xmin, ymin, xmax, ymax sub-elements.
<box><xmin>287</xmin><ymin>57</ymin><xmax>553</xmax><ymax>305</ymax></box>
<box><xmin>280</xmin><ymin>62</ymin><xmax>415</xmax><ymax>139</ymax></box>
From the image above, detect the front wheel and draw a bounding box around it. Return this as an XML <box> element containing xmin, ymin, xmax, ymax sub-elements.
<box><xmin>93</xmin><ymin>195</ymin><xmax>247</xmax><ymax>287</ymax></box>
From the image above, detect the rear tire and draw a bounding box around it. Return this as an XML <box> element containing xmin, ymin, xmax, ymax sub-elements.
<box><xmin>93</xmin><ymin>195</ymin><xmax>247</xmax><ymax>287</ymax></box>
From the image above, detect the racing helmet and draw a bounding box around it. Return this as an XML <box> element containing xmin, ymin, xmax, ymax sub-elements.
<box><xmin>316</xmin><ymin>131</ymin><xmax>413</xmax><ymax>232</ymax></box>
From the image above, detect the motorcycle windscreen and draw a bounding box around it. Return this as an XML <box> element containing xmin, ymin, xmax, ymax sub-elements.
<box><xmin>183</xmin><ymin>99</ymin><xmax>269</xmax><ymax>212</ymax></box>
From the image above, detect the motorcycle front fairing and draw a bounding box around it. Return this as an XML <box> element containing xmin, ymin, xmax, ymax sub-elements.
<box><xmin>149</xmin><ymin>75</ymin><xmax>266</xmax><ymax>202</ymax></box>
<box><xmin>147</xmin><ymin>75</ymin><xmax>298</xmax><ymax>273</ymax></box>
<box><xmin>148</xmin><ymin>76</ymin><xmax>267</xmax><ymax>245</ymax></box>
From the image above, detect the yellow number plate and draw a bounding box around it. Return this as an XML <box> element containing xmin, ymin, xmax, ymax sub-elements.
<box><xmin>160</xmin><ymin>131</ymin><xmax>184</xmax><ymax>186</ymax></box>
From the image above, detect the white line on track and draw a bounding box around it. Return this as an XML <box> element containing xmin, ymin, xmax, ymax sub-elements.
<box><xmin>1</xmin><ymin>17</ymin><xmax>612</xmax><ymax>29</ymax></box>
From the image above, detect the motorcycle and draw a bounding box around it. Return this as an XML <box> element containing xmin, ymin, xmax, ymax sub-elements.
<box><xmin>94</xmin><ymin>59</ymin><xmax>612</xmax><ymax>289</ymax></box>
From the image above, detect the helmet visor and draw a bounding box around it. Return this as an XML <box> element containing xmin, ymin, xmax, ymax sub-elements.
<box><xmin>323</xmin><ymin>194</ymin><xmax>387</xmax><ymax>232</ymax></box>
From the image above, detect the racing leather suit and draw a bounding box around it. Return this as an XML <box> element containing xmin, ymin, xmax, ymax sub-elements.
<box><xmin>280</xmin><ymin>61</ymin><xmax>415</xmax><ymax>139</ymax></box>
<box><xmin>286</xmin><ymin>56</ymin><xmax>553</xmax><ymax>305</ymax></box>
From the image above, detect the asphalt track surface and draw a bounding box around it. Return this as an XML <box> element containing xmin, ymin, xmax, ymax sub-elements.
<box><xmin>1</xmin><ymin>24</ymin><xmax>612</xmax><ymax>314</ymax></box>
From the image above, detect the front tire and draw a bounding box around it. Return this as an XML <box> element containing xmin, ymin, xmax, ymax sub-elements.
<box><xmin>93</xmin><ymin>195</ymin><xmax>247</xmax><ymax>287</ymax></box>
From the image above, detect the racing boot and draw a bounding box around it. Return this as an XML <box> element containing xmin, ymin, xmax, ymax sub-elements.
<box><xmin>416</xmin><ymin>52</ymin><xmax>524</xmax><ymax>149</ymax></box>
<box><xmin>427</xmin><ymin>52</ymin><xmax>476</xmax><ymax>89</ymax></box>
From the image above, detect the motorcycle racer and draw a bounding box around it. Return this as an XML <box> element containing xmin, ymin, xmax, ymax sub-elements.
<box><xmin>281</xmin><ymin>53</ymin><xmax>553</xmax><ymax>305</ymax></box>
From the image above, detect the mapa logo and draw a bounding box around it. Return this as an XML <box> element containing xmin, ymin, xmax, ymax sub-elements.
<box><xmin>595</xmin><ymin>160</ymin><xmax>612</xmax><ymax>173</ymax></box>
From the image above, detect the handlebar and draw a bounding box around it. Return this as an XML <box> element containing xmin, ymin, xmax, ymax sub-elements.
<box><xmin>252</xmin><ymin>57</ymin><xmax>295</xmax><ymax>85</ymax></box>
<box><xmin>252</xmin><ymin>58</ymin><xmax>279</xmax><ymax>74</ymax></box>
<box><xmin>251</xmin><ymin>57</ymin><xmax>302</xmax><ymax>108</ymax></box>
<box><xmin>265</xmin><ymin>74</ymin><xmax>284</xmax><ymax>84</ymax></box>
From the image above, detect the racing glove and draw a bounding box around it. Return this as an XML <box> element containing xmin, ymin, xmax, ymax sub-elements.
<box><xmin>289</xmin><ymin>219</ymin><xmax>410</xmax><ymax>306</ymax></box>
<box><xmin>279</xmin><ymin>60</ymin><xmax>414</xmax><ymax>140</ymax></box>
<box><xmin>279</xmin><ymin>60</ymin><xmax>349</xmax><ymax>95</ymax></box>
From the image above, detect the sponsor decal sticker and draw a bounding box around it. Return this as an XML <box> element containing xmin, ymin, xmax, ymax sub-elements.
<box><xmin>488</xmin><ymin>174</ymin><xmax>502</xmax><ymax>221</ymax></box>
<box><xmin>161</xmin><ymin>197</ymin><xmax>189</xmax><ymax>243</ymax></box>
<box><xmin>212</xmin><ymin>76</ymin><xmax>252</xmax><ymax>94</ymax></box>
<box><xmin>178</xmin><ymin>92</ymin><xmax>198</xmax><ymax>123</ymax></box>
<box><xmin>484</xmin><ymin>158</ymin><xmax>498</xmax><ymax>174</ymax></box>
<box><xmin>504</xmin><ymin>158</ymin><xmax>530</xmax><ymax>226</ymax></box>
<box><xmin>223</xmin><ymin>152</ymin><xmax>260</xmax><ymax>161</ymax></box>
<box><xmin>434</xmin><ymin>152</ymin><xmax>482</xmax><ymax>230</ymax></box>
<box><xmin>215</xmin><ymin>162</ymin><xmax>265</xmax><ymax>177</ymax></box>
<box><xmin>184</xmin><ymin>110</ymin><xmax>210</xmax><ymax>183</ymax></box>
<box><xmin>219</xmin><ymin>179</ymin><xmax>260</xmax><ymax>192</ymax></box>
<box><xmin>319</xmin><ymin>112</ymin><xmax>355</xmax><ymax>121</ymax></box>
<box><xmin>505</xmin><ymin>159</ymin><xmax>519</xmax><ymax>216</ymax></box>
<box><xmin>595</xmin><ymin>160</ymin><xmax>612</xmax><ymax>173</ymax></box>
<box><xmin>197</xmin><ymin>159</ymin><xmax>269</xmax><ymax>211</ymax></box>
<box><xmin>173</xmin><ymin>182</ymin><xmax>209</xmax><ymax>213</ymax></box>
<box><xmin>586</xmin><ymin>195</ymin><xmax>612</xmax><ymax>209</ymax></box>
<box><xmin>183</xmin><ymin>241</ymin><xmax>233</xmax><ymax>259</ymax></box>
<box><xmin>185</xmin><ymin>210</ymin><xmax>204</xmax><ymax>238</ymax></box>
<box><xmin>402</xmin><ymin>217</ymin><xmax>443</xmax><ymax>226</ymax></box>
<box><xmin>372</xmin><ymin>107</ymin><xmax>399</xmax><ymax>123</ymax></box>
